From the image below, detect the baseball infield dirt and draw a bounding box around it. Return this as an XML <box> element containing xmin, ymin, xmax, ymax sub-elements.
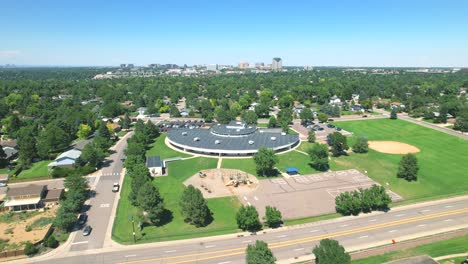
<box><xmin>368</xmin><ymin>141</ymin><xmax>420</xmax><ymax>154</ymax></box>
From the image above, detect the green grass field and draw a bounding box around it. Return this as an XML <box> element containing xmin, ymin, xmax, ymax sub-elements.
<box><xmin>146</xmin><ymin>134</ymin><xmax>192</xmax><ymax>159</ymax></box>
<box><xmin>333</xmin><ymin>119</ymin><xmax>468</xmax><ymax>200</ymax></box>
<box><xmin>352</xmin><ymin>235</ymin><xmax>468</xmax><ymax>264</ymax></box>
<box><xmin>112</xmin><ymin>157</ymin><xmax>241</xmax><ymax>244</ymax></box>
<box><xmin>16</xmin><ymin>160</ymin><xmax>53</xmax><ymax>180</ymax></box>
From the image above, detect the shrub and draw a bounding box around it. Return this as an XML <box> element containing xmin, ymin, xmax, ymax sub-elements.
<box><xmin>23</xmin><ymin>242</ymin><xmax>38</xmax><ymax>256</ymax></box>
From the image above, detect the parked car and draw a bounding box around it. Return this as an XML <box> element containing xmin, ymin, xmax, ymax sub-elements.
<box><xmin>336</xmin><ymin>127</ymin><xmax>342</xmax><ymax>131</ymax></box>
<box><xmin>327</xmin><ymin>124</ymin><xmax>335</xmax><ymax>128</ymax></box>
<box><xmin>112</xmin><ymin>182</ymin><xmax>120</xmax><ymax>193</ymax></box>
<box><xmin>0</xmin><ymin>183</ymin><xmax>7</xmax><ymax>187</ymax></box>
<box><xmin>82</xmin><ymin>225</ymin><xmax>92</xmax><ymax>236</ymax></box>
<box><xmin>328</xmin><ymin>118</ymin><xmax>334</xmax><ymax>122</ymax></box>
<box><xmin>77</xmin><ymin>214</ymin><xmax>88</xmax><ymax>225</ymax></box>
<box><xmin>362</xmin><ymin>115</ymin><xmax>368</xmax><ymax>118</ymax></box>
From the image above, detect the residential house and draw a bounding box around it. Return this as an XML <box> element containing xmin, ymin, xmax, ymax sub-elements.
<box><xmin>137</xmin><ymin>107</ymin><xmax>147</xmax><ymax>116</ymax></box>
<box><xmin>329</xmin><ymin>95</ymin><xmax>342</xmax><ymax>105</ymax></box>
<box><xmin>0</xmin><ymin>139</ymin><xmax>18</xmax><ymax>164</ymax></box>
<box><xmin>146</xmin><ymin>156</ymin><xmax>163</xmax><ymax>176</ymax></box>
<box><xmin>48</xmin><ymin>149</ymin><xmax>82</xmax><ymax>169</ymax></box>
<box><xmin>42</xmin><ymin>189</ymin><xmax>64</xmax><ymax>208</ymax></box>
<box><xmin>180</xmin><ymin>109</ymin><xmax>190</xmax><ymax>117</ymax></box>
<box><xmin>293</xmin><ymin>104</ymin><xmax>305</xmax><ymax>115</ymax></box>
<box><xmin>4</xmin><ymin>184</ymin><xmax>46</xmax><ymax>211</ymax></box>
<box><xmin>351</xmin><ymin>94</ymin><xmax>360</xmax><ymax>102</ymax></box>
<box><xmin>0</xmin><ymin>174</ymin><xmax>8</xmax><ymax>184</ymax></box>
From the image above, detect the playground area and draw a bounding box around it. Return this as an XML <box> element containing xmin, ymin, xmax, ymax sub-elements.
<box><xmin>183</xmin><ymin>169</ymin><xmax>259</xmax><ymax>199</ymax></box>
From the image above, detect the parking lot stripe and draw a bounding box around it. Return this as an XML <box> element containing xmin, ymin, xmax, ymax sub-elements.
<box><xmin>71</xmin><ymin>241</ymin><xmax>88</xmax><ymax>245</ymax></box>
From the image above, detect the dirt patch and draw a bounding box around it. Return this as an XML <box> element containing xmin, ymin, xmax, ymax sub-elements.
<box><xmin>0</xmin><ymin>208</ymin><xmax>56</xmax><ymax>250</ymax></box>
<box><xmin>368</xmin><ymin>141</ymin><xmax>420</xmax><ymax>154</ymax></box>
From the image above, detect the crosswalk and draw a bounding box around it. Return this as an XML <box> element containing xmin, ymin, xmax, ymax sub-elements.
<box><xmin>100</xmin><ymin>172</ymin><xmax>121</xmax><ymax>177</ymax></box>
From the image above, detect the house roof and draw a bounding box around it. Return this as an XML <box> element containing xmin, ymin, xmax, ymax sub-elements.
<box><xmin>71</xmin><ymin>137</ymin><xmax>93</xmax><ymax>151</ymax></box>
<box><xmin>0</xmin><ymin>139</ymin><xmax>17</xmax><ymax>148</ymax></box>
<box><xmin>43</xmin><ymin>189</ymin><xmax>64</xmax><ymax>201</ymax></box>
<box><xmin>56</xmin><ymin>149</ymin><xmax>82</xmax><ymax>160</ymax></box>
<box><xmin>48</xmin><ymin>158</ymin><xmax>77</xmax><ymax>167</ymax></box>
<box><xmin>7</xmin><ymin>184</ymin><xmax>45</xmax><ymax>198</ymax></box>
<box><xmin>3</xmin><ymin>147</ymin><xmax>18</xmax><ymax>159</ymax></box>
<box><xmin>146</xmin><ymin>156</ymin><xmax>162</xmax><ymax>168</ymax></box>
<box><xmin>386</xmin><ymin>255</ymin><xmax>437</xmax><ymax>264</ymax></box>
<box><xmin>0</xmin><ymin>174</ymin><xmax>9</xmax><ymax>181</ymax></box>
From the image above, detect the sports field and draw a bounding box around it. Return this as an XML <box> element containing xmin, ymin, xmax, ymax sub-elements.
<box><xmin>333</xmin><ymin>119</ymin><xmax>468</xmax><ymax>200</ymax></box>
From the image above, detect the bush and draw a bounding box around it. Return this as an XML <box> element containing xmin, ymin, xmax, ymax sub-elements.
<box><xmin>45</xmin><ymin>235</ymin><xmax>59</xmax><ymax>248</ymax></box>
<box><xmin>352</xmin><ymin>135</ymin><xmax>368</xmax><ymax>153</ymax></box>
<box><xmin>23</xmin><ymin>242</ymin><xmax>38</xmax><ymax>256</ymax></box>
<box><xmin>335</xmin><ymin>185</ymin><xmax>391</xmax><ymax>216</ymax></box>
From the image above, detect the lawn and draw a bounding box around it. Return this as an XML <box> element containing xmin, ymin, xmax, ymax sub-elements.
<box><xmin>113</xmin><ymin>157</ymin><xmax>241</xmax><ymax>244</ymax></box>
<box><xmin>146</xmin><ymin>134</ymin><xmax>192</xmax><ymax>160</ymax></box>
<box><xmin>15</xmin><ymin>160</ymin><xmax>54</xmax><ymax>180</ymax></box>
<box><xmin>277</xmin><ymin>150</ymin><xmax>319</xmax><ymax>175</ymax></box>
<box><xmin>352</xmin><ymin>235</ymin><xmax>468</xmax><ymax>264</ymax></box>
<box><xmin>332</xmin><ymin>119</ymin><xmax>468</xmax><ymax>200</ymax></box>
<box><xmin>0</xmin><ymin>167</ymin><xmax>11</xmax><ymax>175</ymax></box>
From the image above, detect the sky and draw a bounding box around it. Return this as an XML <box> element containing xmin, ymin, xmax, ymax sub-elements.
<box><xmin>1</xmin><ymin>0</ymin><xmax>468</xmax><ymax>67</ymax></box>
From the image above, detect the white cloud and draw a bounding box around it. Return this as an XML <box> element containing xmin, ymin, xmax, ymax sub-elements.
<box><xmin>0</xmin><ymin>50</ymin><xmax>21</xmax><ymax>59</ymax></box>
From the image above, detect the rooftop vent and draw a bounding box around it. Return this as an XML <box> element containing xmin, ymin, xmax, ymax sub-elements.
<box><xmin>281</xmin><ymin>132</ymin><xmax>286</xmax><ymax>136</ymax></box>
<box><xmin>248</xmin><ymin>140</ymin><xmax>254</xmax><ymax>145</ymax></box>
<box><xmin>193</xmin><ymin>137</ymin><xmax>200</xmax><ymax>141</ymax></box>
<box><xmin>271</xmin><ymin>137</ymin><xmax>277</xmax><ymax>141</ymax></box>
<box><xmin>182</xmin><ymin>132</ymin><xmax>188</xmax><ymax>136</ymax></box>
<box><xmin>215</xmin><ymin>140</ymin><xmax>221</xmax><ymax>144</ymax></box>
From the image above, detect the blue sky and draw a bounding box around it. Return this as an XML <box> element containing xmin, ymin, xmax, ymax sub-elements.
<box><xmin>1</xmin><ymin>0</ymin><xmax>467</xmax><ymax>67</ymax></box>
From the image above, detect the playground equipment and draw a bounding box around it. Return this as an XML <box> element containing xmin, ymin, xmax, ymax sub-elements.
<box><xmin>199</xmin><ymin>171</ymin><xmax>207</xmax><ymax>178</ymax></box>
<box><xmin>221</xmin><ymin>170</ymin><xmax>253</xmax><ymax>187</ymax></box>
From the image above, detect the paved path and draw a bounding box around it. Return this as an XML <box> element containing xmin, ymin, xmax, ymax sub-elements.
<box><xmin>434</xmin><ymin>252</ymin><xmax>468</xmax><ymax>261</ymax></box>
<box><xmin>11</xmin><ymin>195</ymin><xmax>468</xmax><ymax>264</ymax></box>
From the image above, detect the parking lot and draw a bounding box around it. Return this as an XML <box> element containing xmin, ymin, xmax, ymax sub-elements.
<box><xmin>239</xmin><ymin>169</ymin><xmax>403</xmax><ymax>219</ymax></box>
<box><xmin>292</xmin><ymin>120</ymin><xmax>352</xmax><ymax>142</ymax></box>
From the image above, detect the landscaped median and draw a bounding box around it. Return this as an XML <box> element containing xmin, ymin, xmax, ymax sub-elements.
<box><xmin>112</xmin><ymin>157</ymin><xmax>241</xmax><ymax>244</ymax></box>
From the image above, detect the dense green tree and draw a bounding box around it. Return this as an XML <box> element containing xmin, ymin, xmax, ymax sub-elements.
<box><xmin>45</xmin><ymin>235</ymin><xmax>59</xmax><ymax>248</ymax></box>
<box><xmin>170</xmin><ymin>105</ymin><xmax>181</xmax><ymax>117</ymax></box>
<box><xmin>390</xmin><ymin>108</ymin><xmax>398</xmax><ymax>119</ymax></box>
<box><xmin>264</xmin><ymin>206</ymin><xmax>282</xmax><ymax>228</ymax></box>
<box><xmin>308</xmin><ymin>130</ymin><xmax>316</xmax><ymax>143</ymax></box>
<box><xmin>121</xmin><ymin>112</ymin><xmax>131</xmax><ymax>129</ymax></box>
<box><xmin>101</xmin><ymin>102</ymin><xmax>124</xmax><ymax>117</ymax></box>
<box><xmin>144</xmin><ymin>120</ymin><xmax>160</xmax><ymax>140</ymax></box>
<box><xmin>327</xmin><ymin>132</ymin><xmax>349</xmax><ymax>157</ymax></box>
<box><xmin>0</xmin><ymin>145</ymin><xmax>6</xmax><ymax>165</ymax></box>
<box><xmin>335</xmin><ymin>191</ymin><xmax>362</xmax><ymax>216</ymax></box>
<box><xmin>16</xmin><ymin>126</ymin><xmax>37</xmax><ymax>167</ymax></box>
<box><xmin>397</xmin><ymin>154</ymin><xmax>419</xmax><ymax>181</ymax></box>
<box><xmin>308</xmin><ymin>143</ymin><xmax>329</xmax><ymax>171</ymax></box>
<box><xmin>268</xmin><ymin>116</ymin><xmax>277</xmax><ymax>128</ymax></box>
<box><xmin>253</xmin><ymin>147</ymin><xmax>278</xmax><ymax>176</ymax></box>
<box><xmin>236</xmin><ymin>205</ymin><xmax>262</xmax><ymax>232</ymax></box>
<box><xmin>246</xmin><ymin>240</ymin><xmax>276</xmax><ymax>264</ymax></box>
<box><xmin>215</xmin><ymin>107</ymin><xmax>233</xmax><ymax>124</ymax></box>
<box><xmin>180</xmin><ymin>185</ymin><xmax>212</xmax><ymax>227</ymax></box>
<box><xmin>129</xmin><ymin>163</ymin><xmax>152</xmax><ymax>205</ymax></box>
<box><xmin>277</xmin><ymin>108</ymin><xmax>293</xmax><ymax>132</ymax></box>
<box><xmin>299</xmin><ymin>108</ymin><xmax>314</xmax><ymax>123</ymax></box>
<box><xmin>230</xmin><ymin>101</ymin><xmax>242</xmax><ymax>117</ymax></box>
<box><xmin>1</xmin><ymin>114</ymin><xmax>22</xmax><ymax>138</ymax></box>
<box><xmin>317</xmin><ymin>112</ymin><xmax>329</xmax><ymax>123</ymax></box>
<box><xmin>97</xmin><ymin>120</ymin><xmax>112</xmax><ymax>139</ymax></box>
<box><xmin>241</xmin><ymin>111</ymin><xmax>258</xmax><ymax>125</ymax></box>
<box><xmin>53</xmin><ymin>206</ymin><xmax>78</xmax><ymax>231</ymax></box>
<box><xmin>352</xmin><ymin>135</ymin><xmax>368</xmax><ymax>153</ymax></box>
<box><xmin>255</xmin><ymin>103</ymin><xmax>270</xmax><ymax>118</ymax></box>
<box><xmin>313</xmin><ymin>239</ymin><xmax>350</xmax><ymax>264</ymax></box>
<box><xmin>278</xmin><ymin>94</ymin><xmax>294</xmax><ymax>108</ymax></box>
<box><xmin>137</xmin><ymin>181</ymin><xmax>165</xmax><ymax>224</ymax></box>
<box><xmin>454</xmin><ymin>108</ymin><xmax>468</xmax><ymax>132</ymax></box>
<box><xmin>37</xmin><ymin>124</ymin><xmax>70</xmax><ymax>159</ymax></box>
<box><xmin>79</xmin><ymin>142</ymin><xmax>106</xmax><ymax>167</ymax></box>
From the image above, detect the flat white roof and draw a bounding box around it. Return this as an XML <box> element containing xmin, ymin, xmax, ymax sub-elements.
<box><xmin>4</xmin><ymin>197</ymin><xmax>41</xmax><ymax>207</ymax></box>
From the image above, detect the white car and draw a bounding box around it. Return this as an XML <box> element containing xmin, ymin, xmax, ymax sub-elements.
<box><xmin>112</xmin><ymin>182</ymin><xmax>120</xmax><ymax>192</ymax></box>
<box><xmin>0</xmin><ymin>183</ymin><xmax>7</xmax><ymax>187</ymax></box>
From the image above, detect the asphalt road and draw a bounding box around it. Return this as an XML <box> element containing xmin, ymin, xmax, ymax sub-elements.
<box><xmin>32</xmin><ymin>197</ymin><xmax>468</xmax><ymax>264</ymax></box>
<box><xmin>69</xmin><ymin>133</ymin><xmax>130</xmax><ymax>251</ymax></box>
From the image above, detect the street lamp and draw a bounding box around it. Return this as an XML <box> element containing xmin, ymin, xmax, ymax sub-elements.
<box><xmin>129</xmin><ymin>215</ymin><xmax>136</xmax><ymax>243</ymax></box>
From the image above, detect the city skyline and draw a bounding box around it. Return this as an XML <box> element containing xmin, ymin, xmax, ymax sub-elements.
<box><xmin>1</xmin><ymin>0</ymin><xmax>468</xmax><ymax>67</ymax></box>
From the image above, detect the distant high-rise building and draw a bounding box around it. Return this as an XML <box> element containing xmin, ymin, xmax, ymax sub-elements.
<box><xmin>272</xmin><ymin>57</ymin><xmax>282</xmax><ymax>71</ymax></box>
<box><xmin>255</xmin><ymin>62</ymin><xmax>265</xmax><ymax>68</ymax></box>
<box><xmin>206</xmin><ymin>64</ymin><xmax>218</xmax><ymax>71</ymax></box>
<box><xmin>239</xmin><ymin>61</ymin><xmax>249</xmax><ymax>69</ymax></box>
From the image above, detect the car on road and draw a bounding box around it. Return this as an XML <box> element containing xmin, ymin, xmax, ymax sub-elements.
<box><xmin>112</xmin><ymin>182</ymin><xmax>120</xmax><ymax>192</ymax></box>
<box><xmin>77</xmin><ymin>214</ymin><xmax>87</xmax><ymax>225</ymax></box>
<box><xmin>327</xmin><ymin>118</ymin><xmax>334</xmax><ymax>122</ymax></box>
<box><xmin>327</xmin><ymin>124</ymin><xmax>335</xmax><ymax>128</ymax></box>
<box><xmin>0</xmin><ymin>183</ymin><xmax>7</xmax><ymax>187</ymax></box>
<box><xmin>82</xmin><ymin>225</ymin><xmax>92</xmax><ymax>236</ymax></box>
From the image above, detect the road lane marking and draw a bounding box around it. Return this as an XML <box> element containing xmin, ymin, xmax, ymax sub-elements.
<box><xmin>293</xmin><ymin>248</ymin><xmax>304</xmax><ymax>251</ymax></box>
<box><xmin>368</xmin><ymin>219</ymin><xmax>377</xmax><ymax>222</ymax></box>
<box><xmin>100</xmin><ymin>203</ymin><xmax>110</xmax><ymax>208</ymax></box>
<box><xmin>118</xmin><ymin>207</ymin><xmax>468</xmax><ymax>264</ymax></box>
<box><xmin>276</xmin><ymin>235</ymin><xmax>287</xmax><ymax>238</ymax></box>
<box><xmin>165</xmin><ymin>250</ymin><xmax>177</xmax><ymax>253</ymax></box>
<box><xmin>254</xmin><ymin>196</ymin><xmax>258</xmax><ymax>201</ymax></box>
<box><xmin>444</xmin><ymin>219</ymin><xmax>453</xmax><ymax>222</ymax></box>
<box><xmin>396</xmin><ymin>214</ymin><xmax>405</xmax><ymax>217</ymax></box>
<box><xmin>241</xmin><ymin>240</ymin><xmax>252</xmax><ymax>243</ymax></box>
<box><xmin>339</xmin><ymin>224</ymin><xmax>348</xmax><ymax>227</ymax></box>
<box><xmin>445</xmin><ymin>205</ymin><xmax>453</xmax><ymax>208</ymax></box>
<box><xmin>243</xmin><ymin>196</ymin><xmax>247</xmax><ymax>201</ymax></box>
<box><xmin>205</xmin><ymin>245</ymin><xmax>216</xmax><ymax>248</ymax></box>
<box><xmin>125</xmin><ymin>255</ymin><xmax>137</xmax><ymax>258</ymax></box>
<box><xmin>417</xmin><ymin>224</ymin><xmax>426</xmax><ymax>227</ymax></box>
<box><xmin>359</xmin><ymin>235</ymin><xmax>369</xmax><ymax>239</ymax></box>
<box><xmin>310</xmin><ymin>229</ymin><xmax>320</xmax><ymax>233</ymax></box>
<box><xmin>421</xmin><ymin>209</ymin><xmax>431</xmax><ymax>212</ymax></box>
<box><xmin>217</xmin><ymin>262</ymin><xmax>231</xmax><ymax>264</ymax></box>
<box><xmin>71</xmin><ymin>241</ymin><xmax>88</xmax><ymax>245</ymax></box>
<box><xmin>388</xmin><ymin>230</ymin><xmax>397</xmax><ymax>233</ymax></box>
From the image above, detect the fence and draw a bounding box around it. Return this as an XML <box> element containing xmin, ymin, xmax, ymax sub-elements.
<box><xmin>0</xmin><ymin>249</ymin><xmax>24</xmax><ymax>258</ymax></box>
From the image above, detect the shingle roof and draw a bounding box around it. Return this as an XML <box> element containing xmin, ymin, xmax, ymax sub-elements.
<box><xmin>56</xmin><ymin>149</ymin><xmax>82</xmax><ymax>160</ymax></box>
<box><xmin>3</xmin><ymin>147</ymin><xmax>18</xmax><ymax>159</ymax></box>
<box><xmin>43</xmin><ymin>189</ymin><xmax>64</xmax><ymax>201</ymax></box>
<box><xmin>146</xmin><ymin>156</ymin><xmax>162</xmax><ymax>167</ymax></box>
<box><xmin>7</xmin><ymin>184</ymin><xmax>45</xmax><ymax>197</ymax></box>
